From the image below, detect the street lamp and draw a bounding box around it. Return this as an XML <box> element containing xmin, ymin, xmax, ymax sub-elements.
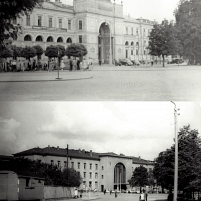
<box><xmin>56</xmin><ymin>49</ymin><xmax>62</xmax><ymax>80</ymax></box>
<box><xmin>170</xmin><ymin>101</ymin><xmax>180</xmax><ymax>201</ymax></box>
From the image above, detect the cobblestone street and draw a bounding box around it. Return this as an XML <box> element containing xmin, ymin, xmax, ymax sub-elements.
<box><xmin>0</xmin><ymin>65</ymin><xmax>201</xmax><ymax>101</ymax></box>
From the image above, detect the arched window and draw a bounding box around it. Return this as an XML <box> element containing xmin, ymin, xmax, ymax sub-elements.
<box><xmin>125</xmin><ymin>41</ymin><xmax>129</xmax><ymax>46</ymax></box>
<box><xmin>47</xmin><ymin>36</ymin><xmax>53</xmax><ymax>42</ymax></box>
<box><xmin>24</xmin><ymin>35</ymin><xmax>32</xmax><ymax>41</ymax></box>
<box><xmin>66</xmin><ymin>38</ymin><xmax>72</xmax><ymax>43</ymax></box>
<box><xmin>57</xmin><ymin>37</ymin><xmax>63</xmax><ymax>43</ymax></box>
<box><xmin>131</xmin><ymin>41</ymin><xmax>134</xmax><ymax>46</ymax></box>
<box><xmin>36</xmin><ymin>36</ymin><xmax>43</xmax><ymax>42</ymax></box>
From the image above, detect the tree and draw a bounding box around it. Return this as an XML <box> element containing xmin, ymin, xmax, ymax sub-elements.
<box><xmin>10</xmin><ymin>45</ymin><xmax>23</xmax><ymax>59</ymax></box>
<box><xmin>174</xmin><ymin>0</ymin><xmax>201</xmax><ymax>64</ymax></box>
<box><xmin>33</xmin><ymin>45</ymin><xmax>43</xmax><ymax>61</ymax></box>
<box><xmin>0</xmin><ymin>0</ymin><xmax>43</xmax><ymax>47</ymax></box>
<box><xmin>21</xmin><ymin>46</ymin><xmax>36</xmax><ymax>60</ymax></box>
<box><xmin>153</xmin><ymin>125</ymin><xmax>201</xmax><ymax>198</ymax></box>
<box><xmin>45</xmin><ymin>45</ymin><xmax>65</xmax><ymax>59</ymax></box>
<box><xmin>0</xmin><ymin>46</ymin><xmax>13</xmax><ymax>59</ymax></box>
<box><xmin>66</xmin><ymin>43</ymin><xmax>87</xmax><ymax>60</ymax></box>
<box><xmin>148</xmin><ymin>20</ymin><xmax>176</xmax><ymax>67</ymax></box>
<box><xmin>62</xmin><ymin>168</ymin><xmax>82</xmax><ymax>187</ymax></box>
<box><xmin>128</xmin><ymin>165</ymin><xmax>148</xmax><ymax>191</ymax></box>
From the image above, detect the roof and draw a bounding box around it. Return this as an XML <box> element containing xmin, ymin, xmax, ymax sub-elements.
<box><xmin>99</xmin><ymin>152</ymin><xmax>133</xmax><ymax>159</ymax></box>
<box><xmin>0</xmin><ymin>170</ymin><xmax>44</xmax><ymax>179</ymax></box>
<box><xmin>13</xmin><ymin>147</ymin><xmax>100</xmax><ymax>161</ymax></box>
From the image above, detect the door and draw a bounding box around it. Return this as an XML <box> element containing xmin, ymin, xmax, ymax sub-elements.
<box><xmin>101</xmin><ymin>185</ymin><xmax>104</xmax><ymax>192</ymax></box>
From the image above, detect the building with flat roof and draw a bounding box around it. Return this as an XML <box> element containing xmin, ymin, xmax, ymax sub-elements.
<box><xmin>14</xmin><ymin>146</ymin><xmax>154</xmax><ymax>191</ymax></box>
<box><xmin>12</xmin><ymin>0</ymin><xmax>154</xmax><ymax>64</ymax></box>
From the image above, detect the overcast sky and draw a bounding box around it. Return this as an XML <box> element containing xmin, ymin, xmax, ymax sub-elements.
<box><xmin>0</xmin><ymin>102</ymin><xmax>200</xmax><ymax>161</ymax></box>
<box><xmin>60</xmin><ymin>0</ymin><xmax>181</xmax><ymax>22</ymax></box>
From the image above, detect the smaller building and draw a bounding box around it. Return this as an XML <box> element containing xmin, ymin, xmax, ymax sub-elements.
<box><xmin>0</xmin><ymin>170</ymin><xmax>44</xmax><ymax>201</ymax></box>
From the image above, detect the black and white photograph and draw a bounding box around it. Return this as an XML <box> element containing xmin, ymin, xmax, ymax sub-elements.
<box><xmin>1</xmin><ymin>0</ymin><xmax>201</xmax><ymax>201</ymax></box>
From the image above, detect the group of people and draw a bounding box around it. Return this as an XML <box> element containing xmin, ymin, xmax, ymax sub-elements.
<box><xmin>0</xmin><ymin>57</ymin><xmax>93</xmax><ymax>72</ymax></box>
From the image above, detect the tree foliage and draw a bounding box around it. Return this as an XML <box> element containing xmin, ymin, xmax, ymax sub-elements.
<box><xmin>66</xmin><ymin>43</ymin><xmax>87</xmax><ymax>58</ymax></box>
<box><xmin>148</xmin><ymin>20</ymin><xmax>176</xmax><ymax>67</ymax></box>
<box><xmin>153</xmin><ymin>125</ymin><xmax>201</xmax><ymax>196</ymax></box>
<box><xmin>33</xmin><ymin>45</ymin><xmax>44</xmax><ymax>60</ymax></box>
<box><xmin>45</xmin><ymin>45</ymin><xmax>65</xmax><ymax>59</ymax></box>
<box><xmin>0</xmin><ymin>46</ymin><xmax>13</xmax><ymax>58</ymax></box>
<box><xmin>10</xmin><ymin>45</ymin><xmax>23</xmax><ymax>59</ymax></box>
<box><xmin>128</xmin><ymin>165</ymin><xmax>148</xmax><ymax>188</ymax></box>
<box><xmin>0</xmin><ymin>157</ymin><xmax>82</xmax><ymax>187</ymax></box>
<box><xmin>0</xmin><ymin>0</ymin><xmax>43</xmax><ymax>46</ymax></box>
<box><xmin>21</xmin><ymin>46</ymin><xmax>36</xmax><ymax>59</ymax></box>
<box><xmin>174</xmin><ymin>0</ymin><xmax>201</xmax><ymax>64</ymax></box>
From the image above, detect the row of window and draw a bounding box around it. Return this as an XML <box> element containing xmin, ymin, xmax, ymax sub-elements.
<box><xmin>125</xmin><ymin>27</ymin><xmax>150</xmax><ymax>36</ymax></box>
<box><xmin>50</xmin><ymin>160</ymin><xmax>103</xmax><ymax>170</ymax></box>
<box><xmin>125</xmin><ymin>49</ymin><xmax>147</xmax><ymax>56</ymax></box>
<box><xmin>83</xmin><ymin>172</ymin><xmax>99</xmax><ymax>179</ymax></box>
<box><xmin>83</xmin><ymin>181</ymin><xmax>98</xmax><ymax>188</ymax></box>
<box><xmin>125</xmin><ymin>41</ymin><xmax>147</xmax><ymax>46</ymax></box>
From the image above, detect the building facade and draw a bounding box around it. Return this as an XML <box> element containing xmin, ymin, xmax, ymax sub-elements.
<box><xmin>14</xmin><ymin>146</ymin><xmax>154</xmax><ymax>191</ymax></box>
<box><xmin>12</xmin><ymin>0</ymin><xmax>154</xmax><ymax>64</ymax></box>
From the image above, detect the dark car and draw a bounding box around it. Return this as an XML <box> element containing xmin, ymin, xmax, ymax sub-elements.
<box><xmin>131</xmin><ymin>60</ymin><xmax>140</xmax><ymax>65</ymax></box>
<box><xmin>119</xmin><ymin>59</ymin><xmax>133</xmax><ymax>66</ymax></box>
<box><xmin>168</xmin><ymin>59</ymin><xmax>184</xmax><ymax>64</ymax></box>
<box><xmin>114</xmin><ymin>59</ymin><xmax>122</xmax><ymax>66</ymax></box>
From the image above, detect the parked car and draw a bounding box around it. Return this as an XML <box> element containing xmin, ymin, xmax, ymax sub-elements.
<box><xmin>167</xmin><ymin>58</ymin><xmax>184</xmax><ymax>64</ymax></box>
<box><xmin>126</xmin><ymin>189</ymin><xmax>136</xmax><ymax>193</ymax></box>
<box><xmin>114</xmin><ymin>59</ymin><xmax>122</xmax><ymax>66</ymax></box>
<box><xmin>119</xmin><ymin>59</ymin><xmax>133</xmax><ymax>66</ymax></box>
<box><xmin>131</xmin><ymin>60</ymin><xmax>140</xmax><ymax>65</ymax></box>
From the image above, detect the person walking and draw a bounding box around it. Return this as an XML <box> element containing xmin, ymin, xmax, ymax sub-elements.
<box><xmin>115</xmin><ymin>190</ymin><xmax>117</xmax><ymax>198</ymax></box>
<box><xmin>60</xmin><ymin>59</ymin><xmax>65</xmax><ymax>70</ymax></box>
<box><xmin>77</xmin><ymin>58</ymin><xmax>81</xmax><ymax>70</ymax></box>
<box><xmin>28</xmin><ymin>60</ymin><xmax>32</xmax><ymax>71</ymax></box>
<box><xmin>69</xmin><ymin>58</ymin><xmax>73</xmax><ymax>71</ymax></box>
<box><xmin>140</xmin><ymin>190</ymin><xmax>147</xmax><ymax>201</ymax></box>
<box><xmin>72</xmin><ymin>58</ymin><xmax>77</xmax><ymax>71</ymax></box>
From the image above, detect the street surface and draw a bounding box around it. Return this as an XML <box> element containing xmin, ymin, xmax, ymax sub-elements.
<box><xmin>67</xmin><ymin>192</ymin><xmax>167</xmax><ymax>201</ymax></box>
<box><xmin>0</xmin><ymin>64</ymin><xmax>201</xmax><ymax>101</ymax></box>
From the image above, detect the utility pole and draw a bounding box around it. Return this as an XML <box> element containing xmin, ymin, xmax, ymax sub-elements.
<box><xmin>113</xmin><ymin>0</ymin><xmax>115</xmax><ymax>64</ymax></box>
<box><xmin>67</xmin><ymin>144</ymin><xmax>68</xmax><ymax>169</ymax></box>
<box><xmin>171</xmin><ymin>101</ymin><xmax>179</xmax><ymax>201</ymax></box>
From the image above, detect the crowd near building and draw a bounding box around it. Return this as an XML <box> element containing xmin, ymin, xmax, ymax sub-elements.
<box><xmin>12</xmin><ymin>0</ymin><xmax>155</xmax><ymax>64</ymax></box>
<box><xmin>14</xmin><ymin>146</ymin><xmax>154</xmax><ymax>191</ymax></box>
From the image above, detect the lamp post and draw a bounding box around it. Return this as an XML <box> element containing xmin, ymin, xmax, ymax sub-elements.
<box><xmin>170</xmin><ymin>101</ymin><xmax>179</xmax><ymax>201</ymax></box>
<box><xmin>113</xmin><ymin>0</ymin><xmax>115</xmax><ymax>65</ymax></box>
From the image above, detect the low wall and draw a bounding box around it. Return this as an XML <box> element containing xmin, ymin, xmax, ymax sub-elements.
<box><xmin>44</xmin><ymin>186</ymin><xmax>74</xmax><ymax>199</ymax></box>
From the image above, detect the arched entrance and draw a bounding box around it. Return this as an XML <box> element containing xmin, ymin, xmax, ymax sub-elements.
<box><xmin>98</xmin><ymin>22</ymin><xmax>113</xmax><ymax>64</ymax></box>
<box><xmin>114</xmin><ymin>163</ymin><xmax>126</xmax><ymax>190</ymax></box>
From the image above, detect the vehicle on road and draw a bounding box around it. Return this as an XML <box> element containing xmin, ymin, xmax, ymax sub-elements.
<box><xmin>167</xmin><ymin>58</ymin><xmax>184</xmax><ymax>64</ymax></box>
<box><xmin>114</xmin><ymin>59</ymin><xmax>122</xmax><ymax>66</ymax></box>
<box><xmin>131</xmin><ymin>60</ymin><xmax>140</xmax><ymax>65</ymax></box>
<box><xmin>119</xmin><ymin>59</ymin><xmax>133</xmax><ymax>66</ymax></box>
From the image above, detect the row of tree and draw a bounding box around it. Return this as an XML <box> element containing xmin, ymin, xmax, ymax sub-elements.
<box><xmin>0</xmin><ymin>44</ymin><xmax>88</xmax><ymax>61</ymax></box>
<box><xmin>153</xmin><ymin>125</ymin><xmax>201</xmax><ymax>198</ymax></box>
<box><xmin>0</xmin><ymin>157</ymin><xmax>82</xmax><ymax>187</ymax></box>
<box><xmin>148</xmin><ymin>0</ymin><xmax>201</xmax><ymax>66</ymax></box>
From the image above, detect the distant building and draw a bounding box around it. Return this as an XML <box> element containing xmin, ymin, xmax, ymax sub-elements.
<box><xmin>14</xmin><ymin>146</ymin><xmax>154</xmax><ymax>191</ymax></box>
<box><xmin>12</xmin><ymin>0</ymin><xmax>154</xmax><ymax>64</ymax></box>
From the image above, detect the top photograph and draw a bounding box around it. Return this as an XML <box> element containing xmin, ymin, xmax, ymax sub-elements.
<box><xmin>0</xmin><ymin>0</ymin><xmax>200</xmax><ymax>101</ymax></box>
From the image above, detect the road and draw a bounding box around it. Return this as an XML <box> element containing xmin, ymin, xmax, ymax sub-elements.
<box><xmin>0</xmin><ymin>65</ymin><xmax>201</xmax><ymax>101</ymax></box>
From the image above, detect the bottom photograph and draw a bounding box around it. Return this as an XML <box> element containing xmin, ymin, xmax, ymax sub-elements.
<box><xmin>0</xmin><ymin>101</ymin><xmax>201</xmax><ymax>201</ymax></box>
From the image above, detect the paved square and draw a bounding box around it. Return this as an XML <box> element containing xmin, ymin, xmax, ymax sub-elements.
<box><xmin>0</xmin><ymin>65</ymin><xmax>201</xmax><ymax>101</ymax></box>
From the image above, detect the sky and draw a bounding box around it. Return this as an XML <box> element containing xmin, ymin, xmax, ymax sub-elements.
<box><xmin>0</xmin><ymin>101</ymin><xmax>201</xmax><ymax>161</ymax></box>
<box><xmin>60</xmin><ymin>0</ymin><xmax>181</xmax><ymax>23</ymax></box>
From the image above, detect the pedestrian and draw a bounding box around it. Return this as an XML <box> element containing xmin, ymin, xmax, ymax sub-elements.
<box><xmin>43</xmin><ymin>62</ymin><xmax>48</xmax><ymax>71</ymax></box>
<box><xmin>12</xmin><ymin>60</ymin><xmax>17</xmax><ymax>72</ymax></box>
<box><xmin>104</xmin><ymin>189</ymin><xmax>106</xmax><ymax>195</ymax></box>
<box><xmin>27</xmin><ymin>60</ymin><xmax>31</xmax><ymax>71</ymax></box>
<box><xmin>60</xmin><ymin>59</ymin><xmax>65</xmax><ymax>70</ymax></box>
<box><xmin>77</xmin><ymin>58</ymin><xmax>81</xmax><ymax>70</ymax></box>
<box><xmin>140</xmin><ymin>190</ymin><xmax>146</xmax><ymax>201</ymax></box>
<box><xmin>69</xmin><ymin>58</ymin><xmax>73</xmax><ymax>71</ymax></box>
<box><xmin>115</xmin><ymin>190</ymin><xmax>117</xmax><ymax>198</ymax></box>
<box><xmin>80</xmin><ymin>189</ymin><xmax>83</xmax><ymax>198</ymax></box>
<box><xmin>72</xmin><ymin>58</ymin><xmax>77</xmax><ymax>71</ymax></box>
<box><xmin>99</xmin><ymin>59</ymin><xmax>102</xmax><ymax>65</ymax></box>
<box><xmin>32</xmin><ymin>59</ymin><xmax>36</xmax><ymax>71</ymax></box>
<box><xmin>110</xmin><ymin>190</ymin><xmax>112</xmax><ymax>195</ymax></box>
<box><xmin>151</xmin><ymin>60</ymin><xmax>153</xmax><ymax>66</ymax></box>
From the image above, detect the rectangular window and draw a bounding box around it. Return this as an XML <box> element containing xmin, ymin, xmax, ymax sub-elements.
<box><xmin>102</xmin><ymin>166</ymin><xmax>104</xmax><ymax>170</ymax></box>
<box><xmin>84</xmin><ymin>172</ymin><xmax>86</xmax><ymax>179</ymax></box>
<box><xmin>95</xmin><ymin>173</ymin><xmax>98</xmax><ymax>179</ymax></box>
<box><xmin>26</xmin><ymin>178</ymin><xmax>30</xmax><ymax>187</ymax></box>
<box><xmin>59</xmin><ymin>19</ymin><xmax>62</xmax><ymax>28</ymax></box>
<box><xmin>144</xmin><ymin>50</ymin><xmax>146</xmax><ymax>55</ymax></box>
<box><xmin>131</xmin><ymin>50</ymin><xmax>134</xmax><ymax>55</ymax></box>
<box><xmin>89</xmin><ymin>181</ymin><xmax>92</xmax><ymax>188</ymax></box>
<box><xmin>64</xmin><ymin>161</ymin><xmax>67</xmax><ymax>168</ymax></box>
<box><xmin>71</xmin><ymin>162</ymin><xmax>74</xmax><ymax>168</ymax></box>
<box><xmin>57</xmin><ymin>161</ymin><xmax>60</xmax><ymax>167</ymax></box>
<box><xmin>101</xmin><ymin>175</ymin><xmax>104</xmax><ymax>179</ymax></box>
<box><xmin>79</xmin><ymin>20</ymin><xmax>82</xmax><ymax>30</ymax></box>
<box><xmin>136</xmin><ymin>49</ymin><xmax>139</xmax><ymax>55</ymax></box>
<box><xmin>131</xmin><ymin>28</ymin><xmax>133</xmax><ymax>35</ymax></box>
<box><xmin>79</xmin><ymin>35</ymin><xmax>82</xmax><ymax>43</ymax></box>
<box><xmin>136</xmin><ymin>28</ymin><xmax>139</xmax><ymax>35</ymax></box>
<box><xmin>95</xmin><ymin>164</ymin><xmax>98</xmax><ymax>170</ymax></box>
<box><xmin>78</xmin><ymin>162</ymin><xmax>80</xmax><ymax>169</ymax></box>
<box><xmin>144</xmin><ymin>28</ymin><xmax>146</xmax><ymax>36</ymax></box>
<box><xmin>49</xmin><ymin>17</ymin><xmax>52</xmax><ymax>28</ymax></box>
<box><xmin>144</xmin><ymin>40</ymin><xmax>146</xmax><ymax>46</ymax></box>
<box><xmin>26</xmin><ymin>15</ymin><xmax>30</xmax><ymax>26</ymax></box>
<box><xmin>38</xmin><ymin>16</ymin><xmax>42</xmax><ymax>27</ymax></box>
<box><xmin>68</xmin><ymin>20</ymin><xmax>71</xmax><ymax>30</ymax></box>
<box><xmin>90</xmin><ymin>163</ymin><xmax>92</xmax><ymax>170</ymax></box>
<box><xmin>90</xmin><ymin>172</ymin><xmax>92</xmax><ymax>179</ymax></box>
<box><xmin>126</xmin><ymin>27</ymin><xmax>128</xmax><ymax>35</ymax></box>
<box><xmin>84</xmin><ymin>163</ymin><xmax>86</xmax><ymax>169</ymax></box>
<box><xmin>95</xmin><ymin>181</ymin><xmax>98</xmax><ymax>189</ymax></box>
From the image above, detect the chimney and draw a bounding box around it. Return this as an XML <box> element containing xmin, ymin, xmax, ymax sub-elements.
<box><xmin>57</xmin><ymin>146</ymin><xmax>59</xmax><ymax>150</ymax></box>
<box><xmin>90</xmin><ymin>150</ymin><xmax>92</xmax><ymax>156</ymax></box>
<box><xmin>48</xmin><ymin>145</ymin><xmax>50</xmax><ymax>148</ymax></box>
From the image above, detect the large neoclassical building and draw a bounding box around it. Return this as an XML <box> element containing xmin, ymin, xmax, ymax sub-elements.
<box><xmin>12</xmin><ymin>0</ymin><xmax>154</xmax><ymax>64</ymax></box>
<box><xmin>14</xmin><ymin>146</ymin><xmax>154</xmax><ymax>191</ymax></box>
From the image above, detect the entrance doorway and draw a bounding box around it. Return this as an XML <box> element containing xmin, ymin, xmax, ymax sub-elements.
<box><xmin>114</xmin><ymin>163</ymin><xmax>126</xmax><ymax>190</ymax></box>
<box><xmin>98</xmin><ymin>22</ymin><xmax>113</xmax><ymax>64</ymax></box>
